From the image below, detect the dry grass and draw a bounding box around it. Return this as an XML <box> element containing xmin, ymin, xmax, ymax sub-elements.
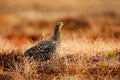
<box><xmin>0</xmin><ymin>33</ymin><xmax>120</xmax><ymax>80</ymax></box>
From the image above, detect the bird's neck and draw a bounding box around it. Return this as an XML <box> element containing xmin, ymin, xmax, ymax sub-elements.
<box><xmin>51</xmin><ymin>27</ymin><xmax>61</xmax><ymax>42</ymax></box>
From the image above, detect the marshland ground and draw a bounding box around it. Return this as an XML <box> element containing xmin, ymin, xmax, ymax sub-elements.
<box><xmin>0</xmin><ymin>0</ymin><xmax>120</xmax><ymax>80</ymax></box>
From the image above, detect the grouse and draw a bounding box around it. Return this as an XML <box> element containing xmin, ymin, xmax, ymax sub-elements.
<box><xmin>23</xmin><ymin>22</ymin><xmax>65</xmax><ymax>61</ymax></box>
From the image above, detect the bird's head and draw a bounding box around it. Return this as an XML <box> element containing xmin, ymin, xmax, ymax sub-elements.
<box><xmin>56</xmin><ymin>22</ymin><xmax>65</xmax><ymax>29</ymax></box>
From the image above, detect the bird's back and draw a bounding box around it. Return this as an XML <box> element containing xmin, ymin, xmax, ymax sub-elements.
<box><xmin>24</xmin><ymin>39</ymin><xmax>60</xmax><ymax>61</ymax></box>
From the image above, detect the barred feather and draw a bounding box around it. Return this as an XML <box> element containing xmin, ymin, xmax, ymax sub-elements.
<box><xmin>23</xmin><ymin>22</ymin><xmax>65</xmax><ymax>61</ymax></box>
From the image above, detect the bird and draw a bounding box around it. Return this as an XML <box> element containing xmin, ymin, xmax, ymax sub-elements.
<box><xmin>22</xmin><ymin>22</ymin><xmax>65</xmax><ymax>61</ymax></box>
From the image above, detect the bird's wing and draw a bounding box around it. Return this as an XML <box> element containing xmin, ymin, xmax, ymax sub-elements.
<box><xmin>28</xmin><ymin>40</ymin><xmax>56</xmax><ymax>61</ymax></box>
<box><xmin>24</xmin><ymin>40</ymin><xmax>55</xmax><ymax>58</ymax></box>
<box><xmin>35</xmin><ymin>40</ymin><xmax>56</xmax><ymax>54</ymax></box>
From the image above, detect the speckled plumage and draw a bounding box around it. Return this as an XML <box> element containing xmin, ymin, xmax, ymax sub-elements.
<box><xmin>23</xmin><ymin>22</ymin><xmax>65</xmax><ymax>61</ymax></box>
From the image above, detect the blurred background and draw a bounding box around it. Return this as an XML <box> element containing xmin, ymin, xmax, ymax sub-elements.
<box><xmin>0</xmin><ymin>0</ymin><xmax>120</xmax><ymax>43</ymax></box>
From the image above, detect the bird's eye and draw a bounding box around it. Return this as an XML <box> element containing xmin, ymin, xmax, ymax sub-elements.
<box><xmin>56</xmin><ymin>23</ymin><xmax>60</xmax><ymax>27</ymax></box>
